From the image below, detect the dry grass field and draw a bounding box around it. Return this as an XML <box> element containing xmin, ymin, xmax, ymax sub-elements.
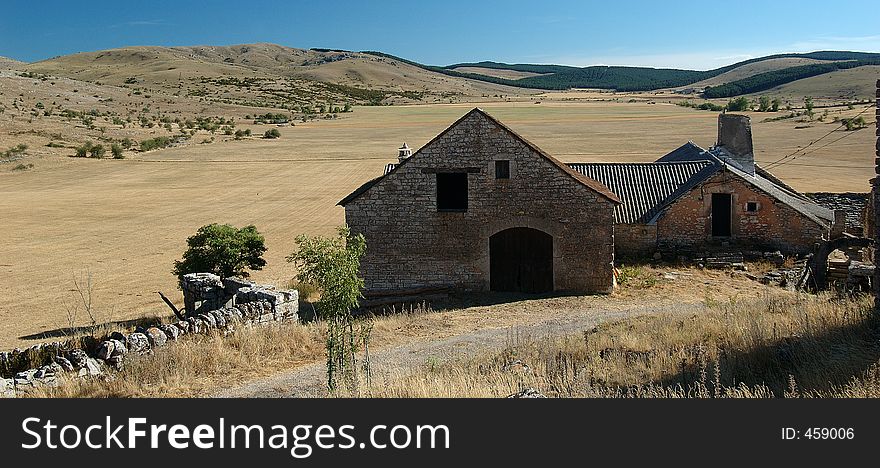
<box><xmin>364</xmin><ymin>293</ymin><xmax>880</xmax><ymax>398</ymax></box>
<box><xmin>27</xmin><ymin>265</ymin><xmax>781</xmax><ymax>397</ymax></box>
<box><xmin>0</xmin><ymin>96</ymin><xmax>876</xmax><ymax>348</ymax></box>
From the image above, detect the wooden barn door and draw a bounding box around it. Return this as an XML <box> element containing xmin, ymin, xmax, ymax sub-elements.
<box><xmin>490</xmin><ymin>227</ymin><xmax>553</xmax><ymax>293</ymax></box>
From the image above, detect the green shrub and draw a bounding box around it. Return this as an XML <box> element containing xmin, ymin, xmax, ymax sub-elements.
<box><xmin>89</xmin><ymin>144</ymin><xmax>106</xmax><ymax>158</ymax></box>
<box><xmin>726</xmin><ymin>96</ymin><xmax>751</xmax><ymax>112</ymax></box>
<box><xmin>172</xmin><ymin>224</ymin><xmax>267</xmax><ymax>279</ymax></box>
<box><xmin>74</xmin><ymin>142</ymin><xmax>93</xmax><ymax>158</ymax></box>
<box><xmin>139</xmin><ymin>136</ymin><xmax>172</xmax><ymax>152</ymax></box>
<box><xmin>263</xmin><ymin>128</ymin><xmax>281</xmax><ymax>139</ymax></box>
<box><xmin>111</xmin><ymin>143</ymin><xmax>124</xmax><ymax>159</ymax></box>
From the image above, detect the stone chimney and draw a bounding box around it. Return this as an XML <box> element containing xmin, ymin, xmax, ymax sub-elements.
<box><xmin>397</xmin><ymin>142</ymin><xmax>412</xmax><ymax>164</ymax></box>
<box><xmin>716</xmin><ymin>114</ymin><xmax>755</xmax><ymax>175</ymax></box>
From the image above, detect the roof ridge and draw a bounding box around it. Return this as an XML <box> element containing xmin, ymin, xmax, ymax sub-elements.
<box><xmin>339</xmin><ymin>107</ymin><xmax>622</xmax><ymax>206</ymax></box>
<box><xmin>467</xmin><ymin>109</ymin><xmax>621</xmax><ymax>204</ymax></box>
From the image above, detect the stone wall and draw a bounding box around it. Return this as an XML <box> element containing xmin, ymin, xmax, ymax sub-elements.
<box><xmin>181</xmin><ymin>273</ymin><xmax>298</xmax><ymax>319</ymax></box>
<box><xmin>874</xmin><ymin>79</ymin><xmax>879</xmax><ymax>312</ymax></box>
<box><xmin>615</xmin><ymin>224</ymin><xmax>657</xmax><ymax>259</ymax></box>
<box><xmin>657</xmin><ymin>169</ymin><xmax>828</xmax><ymax>255</ymax></box>
<box><xmin>1</xmin><ymin>275</ymin><xmax>298</xmax><ymax>397</ymax></box>
<box><xmin>805</xmin><ymin>192</ymin><xmax>868</xmax><ymax>236</ymax></box>
<box><xmin>344</xmin><ymin>110</ymin><xmax>617</xmax><ymax>294</ymax></box>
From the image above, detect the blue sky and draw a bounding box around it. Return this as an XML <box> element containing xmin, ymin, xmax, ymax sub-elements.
<box><xmin>1</xmin><ymin>0</ymin><xmax>878</xmax><ymax>69</ymax></box>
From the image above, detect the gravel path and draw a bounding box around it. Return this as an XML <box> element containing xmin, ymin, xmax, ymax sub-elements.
<box><xmin>214</xmin><ymin>302</ymin><xmax>705</xmax><ymax>398</ymax></box>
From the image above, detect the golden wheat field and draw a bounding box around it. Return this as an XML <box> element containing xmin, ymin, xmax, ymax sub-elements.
<box><xmin>0</xmin><ymin>98</ymin><xmax>876</xmax><ymax>347</ymax></box>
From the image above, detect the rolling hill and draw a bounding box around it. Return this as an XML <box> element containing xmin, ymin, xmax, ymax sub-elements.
<box><xmin>0</xmin><ymin>56</ymin><xmax>23</xmax><ymax>70</ymax></box>
<box><xmin>15</xmin><ymin>44</ymin><xmax>880</xmax><ymax>102</ymax></box>
<box><xmin>24</xmin><ymin>44</ymin><xmax>532</xmax><ymax>105</ymax></box>
<box><xmin>432</xmin><ymin>51</ymin><xmax>880</xmax><ymax>96</ymax></box>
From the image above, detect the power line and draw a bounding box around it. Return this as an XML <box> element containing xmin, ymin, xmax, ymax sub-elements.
<box><xmin>762</xmin><ymin>103</ymin><xmax>875</xmax><ymax>170</ymax></box>
<box><xmin>766</xmin><ymin>124</ymin><xmax>870</xmax><ymax>169</ymax></box>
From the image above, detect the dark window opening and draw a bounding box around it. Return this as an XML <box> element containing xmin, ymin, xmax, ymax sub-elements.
<box><xmin>711</xmin><ymin>193</ymin><xmax>732</xmax><ymax>237</ymax></box>
<box><xmin>746</xmin><ymin>201</ymin><xmax>758</xmax><ymax>212</ymax></box>
<box><xmin>495</xmin><ymin>160</ymin><xmax>510</xmax><ymax>179</ymax></box>
<box><xmin>437</xmin><ymin>172</ymin><xmax>468</xmax><ymax>211</ymax></box>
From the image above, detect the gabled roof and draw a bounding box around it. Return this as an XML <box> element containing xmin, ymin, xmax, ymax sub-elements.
<box><xmin>568</xmin><ymin>160</ymin><xmax>720</xmax><ymax>223</ymax></box>
<box><xmin>656</xmin><ymin>142</ymin><xmax>834</xmax><ymax>226</ymax></box>
<box><xmin>338</xmin><ymin>108</ymin><xmax>620</xmax><ymax>206</ymax></box>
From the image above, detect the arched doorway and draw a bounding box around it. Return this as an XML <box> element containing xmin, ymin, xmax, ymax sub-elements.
<box><xmin>490</xmin><ymin>227</ymin><xmax>553</xmax><ymax>293</ymax></box>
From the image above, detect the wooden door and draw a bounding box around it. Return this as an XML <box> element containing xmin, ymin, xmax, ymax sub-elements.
<box><xmin>490</xmin><ymin>227</ymin><xmax>553</xmax><ymax>293</ymax></box>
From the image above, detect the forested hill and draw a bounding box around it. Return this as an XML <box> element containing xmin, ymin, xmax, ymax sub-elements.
<box><xmin>363</xmin><ymin>51</ymin><xmax>880</xmax><ymax>95</ymax></box>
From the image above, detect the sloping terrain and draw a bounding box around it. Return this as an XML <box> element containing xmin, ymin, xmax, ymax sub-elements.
<box><xmin>24</xmin><ymin>44</ymin><xmax>531</xmax><ymax>105</ymax></box>
<box><xmin>436</xmin><ymin>52</ymin><xmax>880</xmax><ymax>94</ymax></box>
<box><xmin>748</xmin><ymin>65</ymin><xmax>880</xmax><ymax>100</ymax></box>
<box><xmin>0</xmin><ymin>56</ymin><xmax>23</xmax><ymax>70</ymax></box>
<box><xmin>449</xmin><ymin>66</ymin><xmax>548</xmax><ymax>80</ymax></box>
<box><xmin>687</xmin><ymin>57</ymin><xmax>836</xmax><ymax>88</ymax></box>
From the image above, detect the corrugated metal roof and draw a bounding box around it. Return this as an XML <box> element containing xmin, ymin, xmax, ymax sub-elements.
<box><xmin>567</xmin><ymin>161</ymin><xmax>719</xmax><ymax>223</ymax></box>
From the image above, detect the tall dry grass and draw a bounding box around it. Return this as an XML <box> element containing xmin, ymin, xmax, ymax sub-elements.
<box><xmin>365</xmin><ymin>293</ymin><xmax>880</xmax><ymax>398</ymax></box>
<box><xmin>27</xmin><ymin>303</ymin><xmax>440</xmax><ymax>398</ymax></box>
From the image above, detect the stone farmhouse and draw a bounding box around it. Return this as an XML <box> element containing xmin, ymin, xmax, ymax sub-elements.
<box><xmin>339</xmin><ymin>109</ymin><xmax>840</xmax><ymax>294</ymax></box>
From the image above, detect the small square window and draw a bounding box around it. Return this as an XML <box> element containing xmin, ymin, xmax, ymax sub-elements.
<box><xmin>495</xmin><ymin>160</ymin><xmax>510</xmax><ymax>179</ymax></box>
<box><xmin>437</xmin><ymin>173</ymin><xmax>468</xmax><ymax>211</ymax></box>
<box><xmin>746</xmin><ymin>202</ymin><xmax>758</xmax><ymax>212</ymax></box>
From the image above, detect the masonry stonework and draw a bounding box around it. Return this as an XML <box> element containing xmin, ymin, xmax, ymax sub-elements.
<box><xmin>344</xmin><ymin>110</ymin><xmax>618</xmax><ymax>294</ymax></box>
<box><xmin>615</xmin><ymin>224</ymin><xmax>657</xmax><ymax>259</ymax></box>
<box><xmin>657</xmin><ymin>170</ymin><xmax>827</xmax><ymax>255</ymax></box>
<box><xmin>874</xmin><ymin>79</ymin><xmax>880</xmax><ymax>312</ymax></box>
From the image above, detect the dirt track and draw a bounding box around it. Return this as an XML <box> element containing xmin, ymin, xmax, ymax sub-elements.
<box><xmin>215</xmin><ymin>301</ymin><xmax>706</xmax><ymax>398</ymax></box>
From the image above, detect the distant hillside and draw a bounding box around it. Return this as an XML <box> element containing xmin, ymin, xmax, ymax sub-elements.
<box><xmin>701</xmin><ymin>59</ymin><xmax>880</xmax><ymax>98</ymax></box>
<box><xmin>24</xmin><ymin>44</ymin><xmax>531</xmax><ymax>106</ymax></box>
<box><xmin>374</xmin><ymin>51</ymin><xmax>880</xmax><ymax>95</ymax></box>
<box><xmin>0</xmin><ymin>56</ymin><xmax>23</xmax><ymax>70</ymax></box>
<box><xmin>19</xmin><ymin>44</ymin><xmax>880</xmax><ymax>100</ymax></box>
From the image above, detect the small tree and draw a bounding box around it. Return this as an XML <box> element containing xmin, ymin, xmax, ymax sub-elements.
<box><xmin>263</xmin><ymin>128</ymin><xmax>281</xmax><ymax>139</ymax></box>
<box><xmin>771</xmin><ymin>98</ymin><xmax>781</xmax><ymax>112</ymax></box>
<box><xmin>804</xmin><ymin>96</ymin><xmax>814</xmax><ymax>119</ymax></box>
<box><xmin>111</xmin><ymin>143</ymin><xmax>124</xmax><ymax>159</ymax></box>
<box><xmin>726</xmin><ymin>96</ymin><xmax>750</xmax><ymax>112</ymax></box>
<box><xmin>288</xmin><ymin>226</ymin><xmax>368</xmax><ymax>392</ymax></box>
<box><xmin>173</xmin><ymin>224</ymin><xmax>267</xmax><ymax>279</ymax></box>
<box><xmin>89</xmin><ymin>144</ymin><xmax>106</xmax><ymax>159</ymax></box>
<box><xmin>758</xmin><ymin>96</ymin><xmax>771</xmax><ymax>112</ymax></box>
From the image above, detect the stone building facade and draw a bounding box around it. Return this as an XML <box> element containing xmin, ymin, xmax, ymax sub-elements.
<box><xmin>572</xmin><ymin>114</ymin><xmax>836</xmax><ymax>258</ymax></box>
<box><xmin>655</xmin><ymin>169</ymin><xmax>829</xmax><ymax>254</ymax></box>
<box><xmin>339</xmin><ymin>108</ymin><xmax>620</xmax><ymax>294</ymax></box>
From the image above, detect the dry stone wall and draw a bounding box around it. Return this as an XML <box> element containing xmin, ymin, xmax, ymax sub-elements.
<box><xmin>0</xmin><ymin>275</ymin><xmax>298</xmax><ymax>398</ymax></box>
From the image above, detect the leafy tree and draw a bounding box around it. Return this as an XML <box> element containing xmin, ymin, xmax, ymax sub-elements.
<box><xmin>804</xmin><ymin>96</ymin><xmax>814</xmax><ymax>119</ymax></box>
<box><xmin>771</xmin><ymin>98</ymin><xmax>781</xmax><ymax>112</ymax></box>
<box><xmin>726</xmin><ymin>96</ymin><xmax>751</xmax><ymax>112</ymax></box>
<box><xmin>288</xmin><ymin>226</ymin><xmax>369</xmax><ymax>392</ymax></box>
<box><xmin>89</xmin><ymin>144</ymin><xmax>106</xmax><ymax>159</ymax></box>
<box><xmin>758</xmin><ymin>96</ymin><xmax>771</xmax><ymax>112</ymax></box>
<box><xmin>172</xmin><ymin>224</ymin><xmax>267</xmax><ymax>279</ymax></box>
<box><xmin>111</xmin><ymin>143</ymin><xmax>124</xmax><ymax>159</ymax></box>
<box><xmin>263</xmin><ymin>128</ymin><xmax>281</xmax><ymax>139</ymax></box>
